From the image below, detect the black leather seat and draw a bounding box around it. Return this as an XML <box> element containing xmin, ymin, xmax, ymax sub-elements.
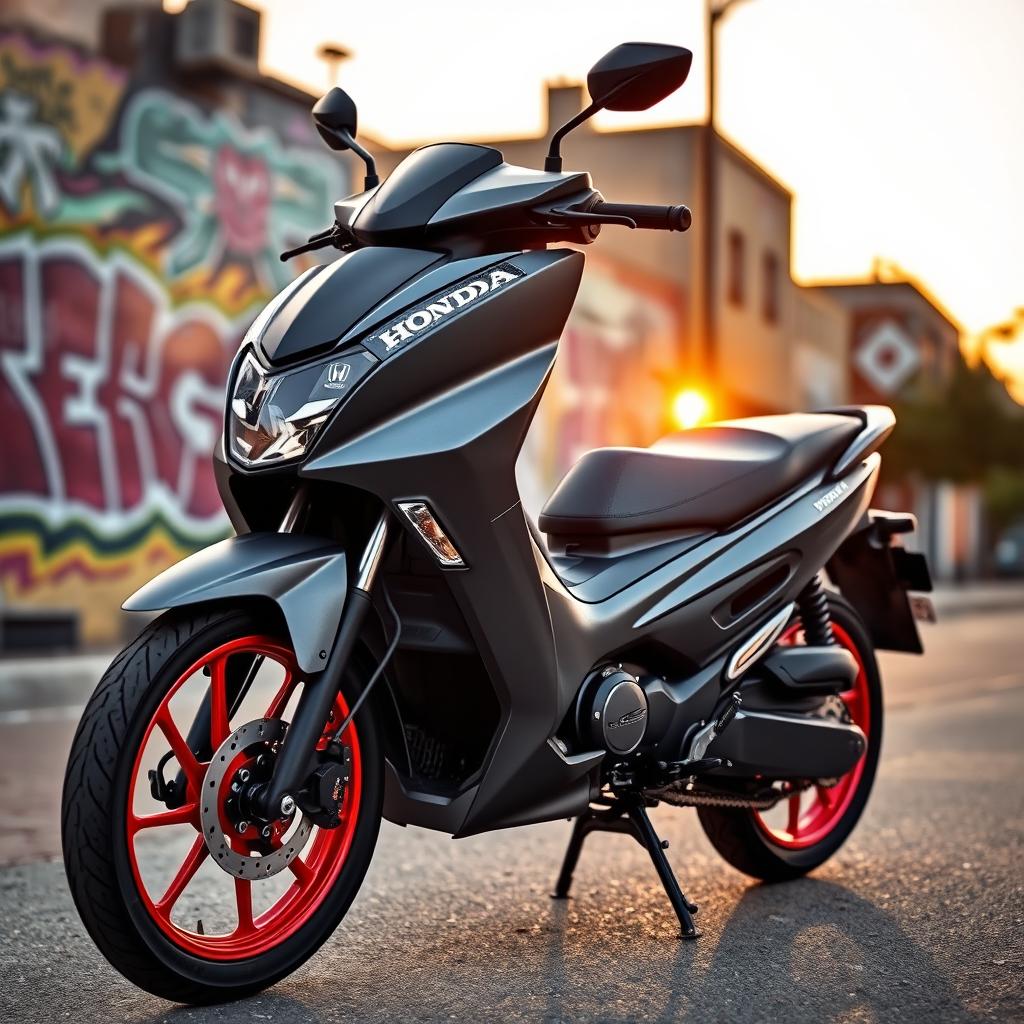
<box><xmin>538</xmin><ymin>413</ymin><xmax>863</xmax><ymax>538</ymax></box>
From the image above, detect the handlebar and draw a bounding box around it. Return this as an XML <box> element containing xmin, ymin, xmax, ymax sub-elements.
<box><xmin>283</xmin><ymin>194</ymin><xmax>693</xmax><ymax>263</ymax></box>
<box><xmin>590</xmin><ymin>201</ymin><xmax>692</xmax><ymax>232</ymax></box>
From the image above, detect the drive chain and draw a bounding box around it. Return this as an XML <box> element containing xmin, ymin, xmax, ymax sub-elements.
<box><xmin>648</xmin><ymin>781</ymin><xmax>816</xmax><ymax>811</ymax></box>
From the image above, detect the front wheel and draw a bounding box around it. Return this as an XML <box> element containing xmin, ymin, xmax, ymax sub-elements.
<box><xmin>61</xmin><ymin>605</ymin><xmax>382</xmax><ymax>1004</ymax></box>
<box><xmin>697</xmin><ymin>594</ymin><xmax>882</xmax><ymax>881</ymax></box>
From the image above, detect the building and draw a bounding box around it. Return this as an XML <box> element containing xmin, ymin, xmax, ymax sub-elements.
<box><xmin>817</xmin><ymin>272</ymin><xmax>978</xmax><ymax>579</ymax></box>
<box><xmin>0</xmin><ymin>0</ymin><xmax>347</xmax><ymax>647</ymax></box>
<box><xmin>817</xmin><ymin>274</ymin><xmax>961</xmax><ymax>402</ymax></box>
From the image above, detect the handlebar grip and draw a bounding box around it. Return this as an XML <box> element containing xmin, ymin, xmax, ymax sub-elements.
<box><xmin>591</xmin><ymin>201</ymin><xmax>692</xmax><ymax>232</ymax></box>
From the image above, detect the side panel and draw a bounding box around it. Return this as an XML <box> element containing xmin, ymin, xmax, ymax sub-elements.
<box><xmin>302</xmin><ymin>249</ymin><xmax>587</xmax><ymax>835</ymax></box>
<box><xmin>298</xmin><ymin>247</ymin><xmax>874</xmax><ymax>833</ymax></box>
<box><xmin>123</xmin><ymin>533</ymin><xmax>347</xmax><ymax>673</ymax></box>
<box><xmin>536</xmin><ymin>455</ymin><xmax>881</xmax><ymax>713</ymax></box>
<box><xmin>333</xmin><ymin>252</ymin><xmax>519</xmax><ymax>351</ymax></box>
<box><xmin>307</xmin><ymin>248</ymin><xmax>584</xmax><ymax>459</ymax></box>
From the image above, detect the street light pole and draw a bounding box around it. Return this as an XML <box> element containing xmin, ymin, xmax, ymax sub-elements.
<box><xmin>317</xmin><ymin>43</ymin><xmax>351</xmax><ymax>88</ymax></box>
<box><xmin>700</xmin><ymin>0</ymin><xmax>752</xmax><ymax>403</ymax></box>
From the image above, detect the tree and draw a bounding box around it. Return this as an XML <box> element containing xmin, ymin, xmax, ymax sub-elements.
<box><xmin>984</xmin><ymin>467</ymin><xmax>1024</xmax><ymax>537</ymax></box>
<box><xmin>882</xmin><ymin>340</ymin><xmax>1024</xmax><ymax>539</ymax></box>
<box><xmin>883</xmin><ymin>356</ymin><xmax>1023</xmax><ymax>483</ymax></box>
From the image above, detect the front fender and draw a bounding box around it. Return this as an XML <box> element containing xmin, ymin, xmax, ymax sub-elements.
<box><xmin>124</xmin><ymin>533</ymin><xmax>347</xmax><ymax>673</ymax></box>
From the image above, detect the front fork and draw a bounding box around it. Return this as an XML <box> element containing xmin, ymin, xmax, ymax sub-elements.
<box><xmin>256</xmin><ymin>511</ymin><xmax>389</xmax><ymax>819</ymax></box>
<box><xmin>162</xmin><ymin>493</ymin><xmax>391</xmax><ymax>821</ymax></box>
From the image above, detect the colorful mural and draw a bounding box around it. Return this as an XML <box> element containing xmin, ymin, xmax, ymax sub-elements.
<box><xmin>0</xmin><ymin>28</ymin><xmax>346</xmax><ymax>642</ymax></box>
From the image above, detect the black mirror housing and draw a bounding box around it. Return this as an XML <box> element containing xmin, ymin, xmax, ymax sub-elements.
<box><xmin>545</xmin><ymin>41</ymin><xmax>692</xmax><ymax>171</ymax></box>
<box><xmin>587</xmin><ymin>42</ymin><xmax>693</xmax><ymax>112</ymax></box>
<box><xmin>311</xmin><ymin>87</ymin><xmax>379</xmax><ymax>189</ymax></box>
<box><xmin>312</xmin><ymin>87</ymin><xmax>358</xmax><ymax>151</ymax></box>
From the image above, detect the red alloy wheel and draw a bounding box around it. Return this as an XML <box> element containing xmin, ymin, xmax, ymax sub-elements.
<box><xmin>125</xmin><ymin>635</ymin><xmax>362</xmax><ymax>960</ymax></box>
<box><xmin>752</xmin><ymin>621</ymin><xmax>871</xmax><ymax>850</ymax></box>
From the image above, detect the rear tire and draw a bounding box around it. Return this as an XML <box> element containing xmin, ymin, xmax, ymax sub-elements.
<box><xmin>62</xmin><ymin>605</ymin><xmax>383</xmax><ymax>1004</ymax></box>
<box><xmin>697</xmin><ymin>594</ymin><xmax>882</xmax><ymax>881</ymax></box>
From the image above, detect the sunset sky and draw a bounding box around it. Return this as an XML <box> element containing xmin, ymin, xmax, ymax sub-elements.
<box><xmin>188</xmin><ymin>0</ymin><xmax>1024</xmax><ymax>390</ymax></box>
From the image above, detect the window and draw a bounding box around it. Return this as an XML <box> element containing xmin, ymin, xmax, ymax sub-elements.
<box><xmin>726</xmin><ymin>229</ymin><xmax>745</xmax><ymax>307</ymax></box>
<box><xmin>762</xmin><ymin>250</ymin><xmax>779</xmax><ymax>325</ymax></box>
<box><xmin>233</xmin><ymin>10</ymin><xmax>259</xmax><ymax>60</ymax></box>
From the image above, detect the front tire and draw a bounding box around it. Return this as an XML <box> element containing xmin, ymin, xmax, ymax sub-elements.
<box><xmin>62</xmin><ymin>605</ymin><xmax>382</xmax><ymax>1004</ymax></box>
<box><xmin>697</xmin><ymin>594</ymin><xmax>882</xmax><ymax>881</ymax></box>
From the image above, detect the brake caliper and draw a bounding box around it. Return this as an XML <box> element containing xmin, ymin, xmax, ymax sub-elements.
<box><xmin>297</xmin><ymin>742</ymin><xmax>353</xmax><ymax>829</ymax></box>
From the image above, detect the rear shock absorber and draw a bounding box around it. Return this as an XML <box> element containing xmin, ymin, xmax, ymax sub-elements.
<box><xmin>797</xmin><ymin>573</ymin><xmax>834</xmax><ymax>646</ymax></box>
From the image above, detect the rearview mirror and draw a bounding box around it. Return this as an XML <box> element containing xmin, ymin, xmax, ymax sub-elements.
<box><xmin>312</xmin><ymin>87</ymin><xmax>358</xmax><ymax>151</ymax></box>
<box><xmin>587</xmin><ymin>42</ymin><xmax>693</xmax><ymax>112</ymax></box>
<box><xmin>545</xmin><ymin>41</ymin><xmax>692</xmax><ymax>171</ymax></box>
<box><xmin>311</xmin><ymin>87</ymin><xmax>379</xmax><ymax>189</ymax></box>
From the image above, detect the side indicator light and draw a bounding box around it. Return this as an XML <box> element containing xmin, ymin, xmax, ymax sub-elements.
<box><xmin>396</xmin><ymin>501</ymin><xmax>466</xmax><ymax>568</ymax></box>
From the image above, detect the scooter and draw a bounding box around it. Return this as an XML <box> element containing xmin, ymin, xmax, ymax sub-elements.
<box><xmin>62</xmin><ymin>42</ymin><xmax>931</xmax><ymax>1003</ymax></box>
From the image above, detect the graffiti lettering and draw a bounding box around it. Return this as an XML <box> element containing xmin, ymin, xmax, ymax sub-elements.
<box><xmin>1</xmin><ymin>236</ymin><xmax>238</xmax><ymax>526</ymax></box>
<box><xmin>0</xmin><ymin>92</ymin><xmax>63</xmax><ymax>216</ymax></box>
<box><xmin>0</xmin><ymin>28</ymin><xmax>345</xmax><ymax>632</ymax></box>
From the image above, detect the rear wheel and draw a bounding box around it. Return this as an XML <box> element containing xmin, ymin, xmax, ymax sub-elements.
<box><xmin>697</xmin><ymin>594</ymin><xmax>882</xmax><ymax>881</ymax></box>
<box><xmin>62</xmin><ymin>605</ymin><xmax>382</xmax><ymax>1003</ymax></box>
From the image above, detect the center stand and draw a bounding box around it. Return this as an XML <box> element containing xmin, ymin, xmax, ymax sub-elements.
<box><xmin>551</xmin><ymin>792</ymin><xmax>700</xmax><ymax>939</ymax></box>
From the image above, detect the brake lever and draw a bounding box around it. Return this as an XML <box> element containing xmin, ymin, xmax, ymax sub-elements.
<box><xmin>280</xmin><ymin>225</ymin><xmax>351</xmax><ymax>262</ymax></box>
<box><xmin>279</xmin><ymin>237</ymin><xmax>330</xmax><ymax>262</ymax></box>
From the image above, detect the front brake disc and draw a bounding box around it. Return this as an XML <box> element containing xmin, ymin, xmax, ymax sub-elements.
<box><xmin>200</xmin><ymin>718</ymin><xmax>314</xmax><ymax>880</ymax></box>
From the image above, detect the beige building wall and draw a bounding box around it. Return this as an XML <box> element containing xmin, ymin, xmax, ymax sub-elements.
<box><xmin>715</xmin><ymin>144</ymin><xmax>795</xmax><ymax>412</ymax></box>
<box><xmin>791</xmin><ymin>287</ymin><xmax>850</xmax><ymax>409</ymax></box>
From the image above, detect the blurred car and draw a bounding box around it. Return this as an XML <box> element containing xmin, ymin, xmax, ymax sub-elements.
<box><xmin>994</xmin><ymin>520</ymin><xmax>1024</xmax><ymax>577</ymax></box>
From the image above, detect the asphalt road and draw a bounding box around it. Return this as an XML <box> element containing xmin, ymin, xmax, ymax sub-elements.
<box><xmin>0</xmin><ymin>609</ymin><xmax>1022</xmax><ymax>1022</ymax></box>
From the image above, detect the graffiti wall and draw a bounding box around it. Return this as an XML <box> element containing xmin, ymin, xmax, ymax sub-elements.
<box><xmin>0</xmin><ymin>28</ymin><xmax>346</xmax><ymax>644</ymax></box>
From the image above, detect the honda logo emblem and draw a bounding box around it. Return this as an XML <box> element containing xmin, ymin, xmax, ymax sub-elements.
<box><xmin>324</xmin><ymin>362</ymin><xmax>352</xmax><ymax>390</ymax></box>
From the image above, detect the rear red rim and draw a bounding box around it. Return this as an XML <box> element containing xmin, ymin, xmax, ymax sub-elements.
<box><xmin>753</xmin><ymin>621</ymin><xmax>870</xmax><ymax>850</ymax></box>
<box><xmin>125</xmin><ymin>635</ymin><xmax>362</xmax><ymax>960</ymax></box>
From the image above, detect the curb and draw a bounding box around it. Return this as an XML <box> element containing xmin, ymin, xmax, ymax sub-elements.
<box><xmin>929</xmin><ymin>588</ymin><xmax>1024</xmax><ymax>619</ymax></box>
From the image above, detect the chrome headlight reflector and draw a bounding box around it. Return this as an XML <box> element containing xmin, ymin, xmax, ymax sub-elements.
<box><xmin>228</xmin><ymin>349</ymin><xmax>371</xmax><ymax>467</ymax></box>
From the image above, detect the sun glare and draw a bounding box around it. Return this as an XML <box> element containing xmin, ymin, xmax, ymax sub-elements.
<box><xmin>671</xmin><ymin>389</ymin><xmax>711</xmax><ymax>430</ymax></box>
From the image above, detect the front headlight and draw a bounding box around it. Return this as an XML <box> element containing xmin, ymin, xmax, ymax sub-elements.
<box><xmin>228</xmin><ymin>349</ymin><xmax>372</xmax><ymax>466</ymax></box>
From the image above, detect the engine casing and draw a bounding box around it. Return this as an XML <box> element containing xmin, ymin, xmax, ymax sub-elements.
<box><xmin>579</xmin><ymin>666</ymin><xmax>649</xmax><ymax>755</ymax></box>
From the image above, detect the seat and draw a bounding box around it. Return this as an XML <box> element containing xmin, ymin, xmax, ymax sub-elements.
<box><xmin>538</xmin><ymin>413</ymin><xmax>863</xmax><ymax>539</ymax></box>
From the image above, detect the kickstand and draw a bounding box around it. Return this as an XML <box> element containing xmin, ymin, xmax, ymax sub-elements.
<box><xmin>551</xmin><ymin>794</ymin><xmax>700</xmax><ymax>939</ymax></box>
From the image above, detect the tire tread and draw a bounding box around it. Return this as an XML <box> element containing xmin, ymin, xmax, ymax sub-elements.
<box><xmin>62</xmin><ymin>605</ymin><xmax>380</xmax><ymax>1004</ymax></box>
<box><xmin>62</xmin><ymin>610</ymin><xmax>230</xmax><ymax>1002</ymax></box>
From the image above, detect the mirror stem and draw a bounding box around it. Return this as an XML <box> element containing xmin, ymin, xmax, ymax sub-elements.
<box><xmin>335</xmin><ymin>127</ymin><xmax>380</xmax><ymax>189</ymax></box>
<box><xmin>544</xmin><ymin>100</ymin><xmax>602</xmax><ymax>172</ymax></box>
